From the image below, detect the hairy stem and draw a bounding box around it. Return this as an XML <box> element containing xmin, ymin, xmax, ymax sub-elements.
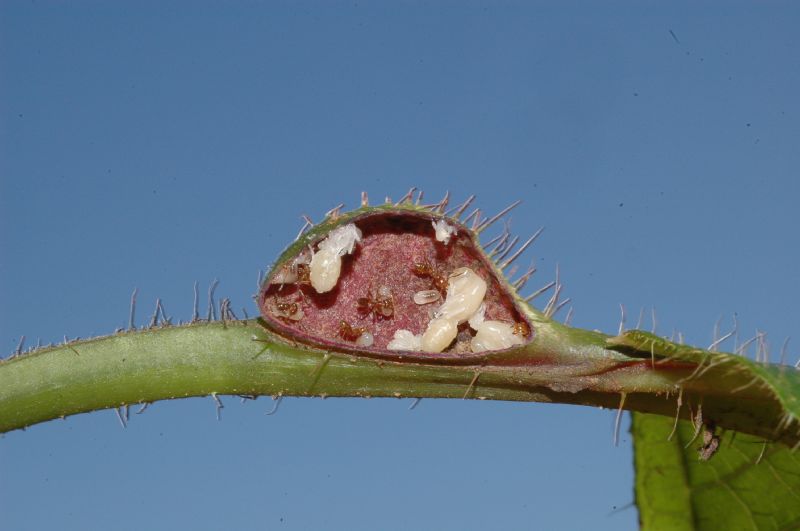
<box><xmin>2</xmin><ymin>307</ymin><xmax>797</xmax><ymax>447</ymax></box>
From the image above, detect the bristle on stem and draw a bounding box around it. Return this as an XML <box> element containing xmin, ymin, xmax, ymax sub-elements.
<box><xmin>543</xmin><ymin>266</ymin><xmax>562</xmax><ymax>317</ymax></box>
<box><xmin>452</xmin><ymin>195</ymin><xmax>476</xmax><ymax>219</ymax></box>
<box><xmin>512</xmin><ymin>261</ymin><xmax>537</xmax><ymax>290</ymax></box>
<box><xmin>295</xmin><ymin>216</ymin><xmax>314</xmax><ymax>241</ymax></box>
<box><xmin>435</xmin><ymin>191</ymin><xmax>450</xmax><ymax>213</ymax></box>
<box><xmin>495</xmin><ymin>236</ymin><xmax>520</xmax><ymax>263</ymax></box>
<box><xmin>462</xmin><ymin>208</ymin><xmax>481</xmax><ymax>227</ymax></box>
<box><xmin>476</xmin><ymin>200</ymin><xmax>522</xmax><ymax>233</ymax></box>
<box><xmin>525</xmin><ymin>280</ymin><xmax>556</xmax><ymax>302</ymax></box>
<box><xmin>500</xmin><ymin>228</ymin><xmax>544</xmax><ymax>270</ymax></box>
<box><xmin>564</xmin><ymin>307</ymin><xmax>574</xmax><ymax>325</ymax></box>
<box><xmin>483</xmin><ymin>225</ymin><xmax>509</xmax><ymax>250</ymax></box>
<box><xmin>396</xmin><ymin>187</ymin><xmax>417</xmax><ymax>206</ymax></box>
<box><xmin>488</xmin><ymin>227</ymin><xmax>512</xmax><ymax>258</ymax></box>
<box><xmin>553</xmin><ymin>297</ymin><xmax>571</xmax><ymax>318</ymax></box>
<box><xmin>325</xmin><ymin>204</ymin><xmax>345</xmax><ymax>219</ymax></box>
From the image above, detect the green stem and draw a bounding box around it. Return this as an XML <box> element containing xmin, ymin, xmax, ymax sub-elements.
<box><xmin>1</xmin><ymin>309</ymin><xmax>798</xmax><ymax>447</ymax></box>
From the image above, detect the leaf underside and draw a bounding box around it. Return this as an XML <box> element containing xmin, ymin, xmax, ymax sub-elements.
<box><xmin>633</xmin><ymin>412</ymin><xmax>800</xmax><ymax>531</ymax></box>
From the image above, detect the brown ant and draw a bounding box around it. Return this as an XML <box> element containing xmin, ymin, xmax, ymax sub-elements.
<box><xmin>269</xmin><ymin>298</ymin><xmax>303</xmax><ymax>321</ymax></box>
<box><xmin>276</xmin><ymin>301</ymin><xmax>298</xmax><ymax>315</ymax></box>
<box><xmin>339</xmin><ymin>320</ymin><xmax>367</xmax><ymax>342</ymax></box>
<box><xmin>271</xmin><ymin>260</ymin><xmax>311</xmax><ymax>288</ymax></box>
<box><xmin>357</xmin><ymin>285</ymin><xmax>394</xmax><ymax>320</ymax></box>
<box><xmin>412</xmin><ymin>259</ymin><xmax>448</xmax><ymax>294</ymax></box>
<box><xmin>512</xmin><ymin>321</ymin><xmax>530</xmax><ymax>337</ymax></box>
<box><xmin>295</xmin><ymin>262</ymin><xmax>311</xmax><ymax>284</ymax></box>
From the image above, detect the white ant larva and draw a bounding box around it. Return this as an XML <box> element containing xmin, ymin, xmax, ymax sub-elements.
<box><xmin>355</xmin><ymin>331</ymin><xmax>374</xmax><ymax>348</ymax></box>
<box><xmin>309</xmin><ymin>249</ymin><xmax>340</xmax><ymax>292</ymax></box>
<box><xmin>470</xmin><ymin>320</ymin><xmax>525</xmax><ymax>353</ymax></box>
<box><xmin>309</xmin><ymin>224</ymin><xmax>362</xmax><ymax>293</ymax></box>
<box><xmin>467</xmin><ymin>303</ymin><xmax>486</xmax><ymax>330</ymax></box>
<box><xmin>435</xmin><ymin>268</ymin><xmax>486</xmax><ymax>323</ymax></box>
<box><xmin>421</xmin><ymin>317</ymin><xmax>458</xmax><ymax>352</ymax></box>
<box><xmin>464</xmin><ymin>301</ymin><xmax>525</xmax><ymax>353</ymax></box>
<box><xmin>420</xmin><ymin>267</ymin><xmax>487</xmax><ymax>353</ymax></box>
<box><xmin>432</xmin><ymin>219</ymin><xmax>457</xmax><ymax>245</ymax></box>
<box><xmin>387</xmin><ymin>329</ymin><xmax>424</xmax><ymax>351</ymax></box>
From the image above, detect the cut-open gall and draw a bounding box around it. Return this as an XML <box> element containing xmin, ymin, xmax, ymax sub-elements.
<box><xmin>258</xmin><ymin>201</ymin><xmax>533</xmax><ymax>361</ymax></box>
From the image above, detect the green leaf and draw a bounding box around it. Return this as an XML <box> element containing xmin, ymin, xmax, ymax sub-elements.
<box><xmin>633</xmin><ymin>412</ymin><xmax>800</xmax><ymax>530</ymax></box>
<box><xmin>608</xmin><ymin>330</ymin><xmax>800</xmax><ymax>448</ymax></box>
<box><xmin>622</xmin><ymin>331</ymin><xmax>800</xmax><ymax>528</ymax></box>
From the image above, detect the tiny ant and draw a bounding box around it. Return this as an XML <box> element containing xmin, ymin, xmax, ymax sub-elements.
<box><xmin>271</xmin><ymin>258</ymin><xmax>311</xmax><ymax>287</ymax></box>
<box><xmin>339</xmin><ymin>320</ymin><xmax>368</xmax><ymax>342</ymax></box>
<box><xmin>412</xmin><ymin>259</ymin><xmax>448</xmax><ymax>294</ymax></box>
<box><xmin>295</xmin><ymin>263</ymin><xmax>311</xmax><ymax>284</ymax></box>
<box><xmin>269</xmin><ymin>298</ymin><xmax>303</xmax><ymax>321</ymax></box>
<box><xmin>276</xmin><ymin>301</ymin><xmax>298</xmax><ymax>315</ymax></box>
<box><xmin>357</xmin><ymin>285</ymin><xmax>394</xmax><ymax>320</ymax></box>
<box><xmin>512</xmin><ymin>321</ymin><xmax>530</xmax><ymax>337</ymax></box>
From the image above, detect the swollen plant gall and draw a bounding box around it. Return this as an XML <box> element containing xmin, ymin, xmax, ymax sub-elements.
<box><xmin>257</xmin><ymin>197</ymin><xmax>534</xmax><ymax>361</ymax></box>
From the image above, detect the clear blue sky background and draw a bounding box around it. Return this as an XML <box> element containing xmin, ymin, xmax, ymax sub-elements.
<box><xmin>1</xmin><ymin>3</ymin><xmax>799</xmax><ymax>530</ymax></box>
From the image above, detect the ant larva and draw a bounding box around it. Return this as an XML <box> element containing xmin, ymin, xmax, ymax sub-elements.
<box><xmin>412</xmin><ymin>259</ymin><xmax>449</xmax><ymax>294</ymax></box>
<box><xmin>357</xmin><ymin>285</ymin><xmax>394</xmax><ymax>320</ymax></box>
<box><xmin>309</xmin><ymin>223</ymin><xmax>362</xmax><ymax>293</ymax></box>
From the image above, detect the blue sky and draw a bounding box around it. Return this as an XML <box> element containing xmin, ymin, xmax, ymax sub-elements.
<box><xmin>1</xmin><ymin>3</ymin><xmax>799</xmax><ymax>530</ymax></box>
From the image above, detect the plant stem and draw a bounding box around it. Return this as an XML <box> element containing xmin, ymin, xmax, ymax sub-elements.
<box><xmin>1</xmin><ymin>310</ymin><xmax>797</xmax><ymax>447</ymax></box>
